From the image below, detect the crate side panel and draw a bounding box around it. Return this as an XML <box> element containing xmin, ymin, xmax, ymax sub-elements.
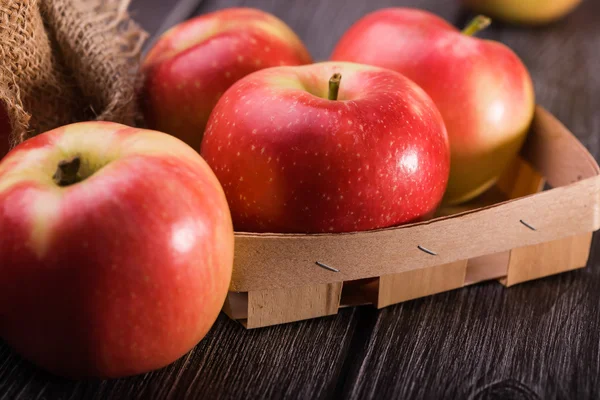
<box><xmin>522</xmin><ymin>107</ymin><xmax>600</xmax><ymax>188</ymax></box>
<box><xmin>377</xmin><ymin>260</ymin><xmax>467</xmax><ymax>309</ymax></box>
<box><xmin>502</xmin><ymin>233</ymin><xmax>593</xmax><ymax>287</ymax></box>
<box><xmin>246</xmin><ymin>283</ymin><xmax>343</xmax><ymax>329</ymax></box>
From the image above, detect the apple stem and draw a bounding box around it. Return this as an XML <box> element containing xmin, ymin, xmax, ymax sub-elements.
<box><xmin>53</xmin><ymin>156</ymin><xmax>82</xmax><ymax>187</ymax></box>
<box><xmin>328</xmin><ymin>73</ymin><xmax>342</xmax><ymax>101</ymax></box>
<box><xmin>461</xmin><ymin>15</ymin><xmax>492</xmax><ymax>36</ymax></box>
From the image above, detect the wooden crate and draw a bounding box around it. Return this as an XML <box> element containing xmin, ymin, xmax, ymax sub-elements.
<box><xmin>223</xmin><ymin>106</ymin><xmax>600</xmax><ymax>329</ymax></box>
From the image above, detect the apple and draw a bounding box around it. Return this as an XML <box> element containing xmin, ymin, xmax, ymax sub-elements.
<box><xmin>200</xmin><ymin>62</ymin><xmax>450</xmax><ymax>233</ymax></box>
<box><xmin>331</xmin><ymin>9</ymin><xmax>535</xmax><ymax>205</ymax></box>
<box><xmin>0</xmin><ymin>122</ymin><xmax>234</xmax><ymax>378</ymax></box>
<box><xmin>463</xmin><ymin>0</ymin><xmax>582</xmax><ymax>25</ymax></box>
<box><xmin>141</xmin><ymin>7</ymin><xmax>313</xmax><ymax>151</ymax></box>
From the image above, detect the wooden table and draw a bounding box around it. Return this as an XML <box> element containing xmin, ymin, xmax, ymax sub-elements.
<box><xmin>2</xmin><ymin>0</ymin><xmax>599</xmax><ymax>398</ymax></box>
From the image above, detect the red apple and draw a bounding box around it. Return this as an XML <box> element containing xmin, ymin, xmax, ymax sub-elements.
<box><xmin>331</xmin><ymin>9</ymin><xmax>535</xmax><ymax>205</ymax></box>
<box><xmin>200</xmin><ymin>62</ymin><xmax>450</xmax><ymax>233</ymax></box>
<box><xmin>141</xmin><ymin>7</ymin><xmax>313</xmax><ymax>150</ymax></box>
<box><xmin>0</xmin><ymin>122</ymin><xmax>234</xmax><ymax>378</ymax></box>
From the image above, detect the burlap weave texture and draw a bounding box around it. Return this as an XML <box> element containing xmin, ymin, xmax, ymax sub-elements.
<box><xmin>0</xmin><ymin>0</ymin><xmax>147</xmax><ymax>149</ymax></box>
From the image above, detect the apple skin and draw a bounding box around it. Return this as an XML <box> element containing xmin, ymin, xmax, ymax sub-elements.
<box><xmin>201</xmin><ymin>62</ymin><xmax>450</xmax><ymax>233</ymax></box>
<box><xmin>0</xmin><ymin>122</ymin><xmax>234</xmax><ymax>378</ymax></box>
<box><xmin>141</xmin><ymin>8</ymin><xmax>313</xmax><ymax>150</ymax></box>
<box><xmin>463</xmin><ymin>0</ymin><xmax>582</xmax><ymax>25</ymax></box>
<box><xmin>331</xmin><ymin>8</ymin><xmax>535</xmax><ymax>205</ymax></box>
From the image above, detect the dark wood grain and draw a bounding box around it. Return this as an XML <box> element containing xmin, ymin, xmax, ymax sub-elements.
<box><xmin>0</xmin><ymin>310</ymin><xmax>360</xmax><ymax>399</ymax></box>
<box><xmin>340</xmin><ymin>250</ymin><xmax>600</xmax><ymax>399</ymax></box>
<box><xmin>2</xmin><ymin>0</ymin><xmax>599</xmax><ymax>398</ymax></box>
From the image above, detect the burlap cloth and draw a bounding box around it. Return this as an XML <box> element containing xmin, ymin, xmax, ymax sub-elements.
<box><xmin>0</xmin><ymin>0</ymin><xmax>147</xmax><ymax>149</ymax></box>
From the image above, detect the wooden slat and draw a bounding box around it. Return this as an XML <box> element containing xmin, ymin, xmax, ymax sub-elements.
<box><xmin>377</xmin><ymin>260</ymin><xmax>468</xmax><ymax>308</ymax></box>
<box><xmin>522</xmin><ymin>107</ymin><xmax>600</xmax><ymax>187</ymax></box>
<box><xmin>501</xmin><ymin>233</ymin><xmax>593</xmax><ymax>287</ymax></box>
<box><xmin>245</xmin><ymin>283</ymin><xmax>343</xmax><ymax>328</ymax></box>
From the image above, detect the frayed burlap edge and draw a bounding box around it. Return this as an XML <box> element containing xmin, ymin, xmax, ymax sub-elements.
<box><xmin>0</xmin><ymin>0</ymin><xmax>148</xmax><ymax>149</ymax></box>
